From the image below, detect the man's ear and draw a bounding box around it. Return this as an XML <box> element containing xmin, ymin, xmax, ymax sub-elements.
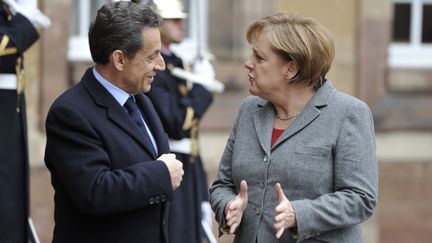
<box><xmin>112</xmin><ymin>50</ymin><xmax>126</xmax><ymax>71</ymax></box>
<box><xmin>285</xmin><ymin>60</ymin><xmax>299</xmax><ymax>80</ymax></box>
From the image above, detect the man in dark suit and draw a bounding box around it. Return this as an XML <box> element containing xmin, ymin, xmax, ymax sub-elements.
<box><xmin>44</xmin><ymin>2</ymin><xmax>183</xmax><ymax>243</ymax></box>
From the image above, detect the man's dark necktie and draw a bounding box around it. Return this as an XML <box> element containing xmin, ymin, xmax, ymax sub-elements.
<box><xmin>124</xmin><ymin>97</ymin><xmax>156</xmax><ymax>156</ymax></box>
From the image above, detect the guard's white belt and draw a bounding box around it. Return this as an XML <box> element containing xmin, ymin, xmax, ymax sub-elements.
<box><xmin>169</xmin><ymin>138</ymin><xmax>191</xmax><ymax>154</ymax></box>
<box><xmin>0</xmin><ymin>74</ymin><xmax>17</xmax><ymax>90</ymax></box>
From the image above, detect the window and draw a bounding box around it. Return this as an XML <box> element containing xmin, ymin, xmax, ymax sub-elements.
<box><xmin>389</xmin><ymin>0</ymin><xmax>432</xmax><ymax>68</ymax></box>
<box><xmin>392</xmin><ymin>3</ymin><xmax>411</xmax><ymax>43</ymax></box>
<box><xmin>423</xmin><ymin>4</ymin><xmax>432</xmax><ymax>43</ymax></box>
<box><xmin>67</xmin><ymin>0</ymin><xmax>210</xmax><ymax>64</ymax></box>
<box><xmin>68</xmin><ymin>0</ymin><xmax>104</xmax><ymax>61</ymax></box>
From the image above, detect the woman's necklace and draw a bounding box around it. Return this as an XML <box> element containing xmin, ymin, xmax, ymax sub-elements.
<box><xmin>274</xmin><ymin>112</ymin><xmax>299</xmax><ymax>121</ymax></box>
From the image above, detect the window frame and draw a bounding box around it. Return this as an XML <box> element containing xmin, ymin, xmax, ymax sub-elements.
<box><xmin>388</xmin><ymin>0</ymin><xmax>432</xmax><ymax>68</ymax></box>
<box><xmin>67</xmin><ymin>0</ymin><xmax>94</xmax><ymax>61</ymax></box>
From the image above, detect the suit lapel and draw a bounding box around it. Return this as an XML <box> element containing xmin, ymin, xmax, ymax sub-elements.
<box><xmin>108</xmin><ymin>103</ymin><xmax>158</xmax><ymax>159</ymax></box>
<box><xmin>271</xmin><ymin>104</ymin><xmax>320</xmax><ymax>149</ymax></box>
<box><xmin>135</xmin><ymin>93</ymin><xmax>170</xmax><ymax>155</ymax></box>
<box><xmin>252</xmin><ymin>101</ymin><xmax>274</xmax><ymax>156</ymax></box>
<box><xmin>81</xmin><ymin>68</ymin><xmax>158</xmax><ymax>158</ymax></box>
<box><xmin>251</xmin><ymin>81</ymin><xmax>337</xmax><ymax>151</ymax></box>
<box><xmin>272</xmin><ymin>81</ymin><xmax>337</xmax><ymax>149</ymax></box>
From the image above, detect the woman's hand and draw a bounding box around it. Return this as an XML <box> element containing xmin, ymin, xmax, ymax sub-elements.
<box><xmin>225</xmin><ymin>180</ymin><xmax>248</xmax><ymax>234</ymax></box>
<box><xmin>274</xmin><ymin>183</ymin><xmax>296</xmax><ymax>239</ymax></box>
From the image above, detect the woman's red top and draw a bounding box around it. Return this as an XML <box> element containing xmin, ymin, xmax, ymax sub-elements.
<box><xmin>271</xmin><ymin>128</ymin><xmax>285</xmax><ymax>147</ymax></box>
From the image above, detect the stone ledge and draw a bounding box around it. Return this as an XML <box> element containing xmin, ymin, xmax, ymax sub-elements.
<box><xmin>376</xmin><ymin>131</ymin><xmax>432</xmax><ymax>161</ymax></box>
<box><xmin>373</xmin><ymin>94</ymin><xmax>432</xmax><ymax>131</ymax></box>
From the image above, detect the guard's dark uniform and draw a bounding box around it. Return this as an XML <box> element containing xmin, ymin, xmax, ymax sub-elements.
<box><xmin>147</xmin><ymin>52</ymin><xmax>213</xmax><ymax>243</ymax></box>
<box><xmin>0</xmin><ymin>6</ymin><xmax>39</xmax><ymax>243</ymax></box>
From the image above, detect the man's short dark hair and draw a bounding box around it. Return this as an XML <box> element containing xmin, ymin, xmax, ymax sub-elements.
<box><xmin>89</xmin><ymin>1</ymin><xmax>162</xmax><ymax>64</ymax></box>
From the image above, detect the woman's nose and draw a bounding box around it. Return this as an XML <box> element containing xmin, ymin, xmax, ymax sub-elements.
<box><xmin>244</xmin><ymin>58</ymin><xmax>253</xmax><ymax>70</ymax></box>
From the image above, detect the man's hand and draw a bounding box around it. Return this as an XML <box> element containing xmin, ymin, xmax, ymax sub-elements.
<box><xmin>225</xmin><ymin>180</ymin><xmax>248</xmax><ymax>234</ymax></box>
<box><xmin>274</xmin><ymin>183</ymin><xmax>296</xmax><ymax>239</ymax></box>
<box><xmin>158</xmin><ymin>153</ymin><xmax>183</xmax><ymax>190</ymax></box>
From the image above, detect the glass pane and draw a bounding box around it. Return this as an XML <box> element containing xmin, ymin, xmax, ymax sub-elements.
<box><xmin>392</xmin><ymin>3</ymin><xmax>411</xmax><ymax>43</ymax></box>
<box><xmin>70</xmin><ymin>0</ymin><xmax>80</xmax><ymax>36</ymax></box>
<box><xmin>422</xmin><ymin>4</ymin><xmax>432</xmax><ymax>43</ymax></box>
<box><xmin>182</xmin><ymin>0</ymin><xmax>190</xmax><ymax>37</ymax></box>
<box><xmin>90</xmin><ymin>0</ymin><xmax>105</xmax><ymax>24</ymax></box>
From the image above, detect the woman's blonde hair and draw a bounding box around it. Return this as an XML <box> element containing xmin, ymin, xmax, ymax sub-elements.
<box><xmin>246</xmin><ymin>13</ymin><xmax>335</xmax><ymax>89</ymax></box>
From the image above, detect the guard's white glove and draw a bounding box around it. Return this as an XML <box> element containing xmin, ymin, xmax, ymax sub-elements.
<box><xmin>3</xmin><ymin>0</ymin><xmax>51</xmax><ymax>28</ymax></box>
<box><xmin>201</xmin><ymin>201</ymin><xmax>213</xmax><ymax>230</ymax></box>
<box><xmin>169</xmin><ymin>57</ymin><xmax>224</xmax><ymax>93</ymax></box>
<box><xmin>193</xmin><ymin>58</ymin><xmax>215</xmax><ymax>81</ymax></box>
<box><xmin>192</xmin><ymin>58</ymin><xmax>224</xmax><ymax>93</ymax></box>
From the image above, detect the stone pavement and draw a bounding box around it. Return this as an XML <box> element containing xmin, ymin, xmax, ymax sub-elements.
<box><xmin>29</xmin><ymin>131</ymin><xmax>378</xmax><ymax>243</ymax></box>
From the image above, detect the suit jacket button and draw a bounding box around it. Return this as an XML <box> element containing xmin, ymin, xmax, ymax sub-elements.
<box><xmin>263</xmin><ymin>155</ymin><xmax>268</xmax><ymax>162</ymax></box>
<box><xmin>254</xmin><ymin>207</ymin><xmax>261</xmax><ymax>215</ymax></box>
<box><xmin>155</xmin><ymin>196</ymin><xmax>160</xmax><ymax>203</ymax></box>
<box><xmin>149</xmin><ymin>198</ymin><xmax>155</xmax><ymax>205</ymax></box>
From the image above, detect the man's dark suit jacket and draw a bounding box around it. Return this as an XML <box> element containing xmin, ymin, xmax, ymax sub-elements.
<box><xmin>45</xmin><ymin>68</ymin><xmax>173</xmax><ymax>243</ymax></box>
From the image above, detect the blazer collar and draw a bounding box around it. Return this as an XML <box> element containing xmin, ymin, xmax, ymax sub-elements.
<box><xmin>81</xmin><ymin>67</ymin><xmax>161</xmax><ymax>158</ymax></box>
<box><xmin>252</xmin><ymin>99</ymin><xmax>274</xmax><ymax>155</ymax></box>
<box><xmin>253</xmin><ymin>80</ymin><xmax>337</xmax><ymax>152</ymax></box>
<box><xmin>309</xmin><ymin>79</ymin><xmax>337</xmax><ymax>108</ymax></box>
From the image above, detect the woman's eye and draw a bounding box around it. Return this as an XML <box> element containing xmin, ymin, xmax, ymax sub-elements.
<box><xmin>253</xmin><ymin>51</ymin><xmax>263</xmax><ymax>60</ymax></box>
<box><xmin>255</xmin><ymin>54</ymin><xmax>264</xmax><ymax>61</ymax></box>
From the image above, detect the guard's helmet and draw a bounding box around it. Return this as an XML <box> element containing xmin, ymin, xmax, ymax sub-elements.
<box><xmin>153</xmin><ymin>0</ymin><xmax>187</xmax><ymax>19</ymax></box>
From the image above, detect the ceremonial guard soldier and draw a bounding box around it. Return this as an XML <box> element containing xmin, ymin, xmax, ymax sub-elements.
<box><xmin>0</xmin><ymin>0</ymin><xmax>49</xmax><ymax>241</ymax></box>
<box><xmin>146</xmin><ymin>0</ymin><xmax>222</xmax><ymax>242</ymax></box>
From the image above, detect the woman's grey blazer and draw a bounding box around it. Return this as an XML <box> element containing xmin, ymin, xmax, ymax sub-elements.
<box><xmin>209</xmin><ymin>81</ymin><xmax>378</xmax><ymax>243</ymax></box>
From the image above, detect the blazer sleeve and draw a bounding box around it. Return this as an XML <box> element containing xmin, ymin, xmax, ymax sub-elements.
<box><xmin>209</xmin><ymin>98</ymin><xmax>248</xmax><ymax>235</ymax></box>
<box><xmin>45</xmin><ymin>105</ymin><xmax>173</xmax><ymax>215</ymax></box>
<box><xmin>291</xmin><ymin>101</ymin><xmax>378</xmax><ymax>241</ymax></box>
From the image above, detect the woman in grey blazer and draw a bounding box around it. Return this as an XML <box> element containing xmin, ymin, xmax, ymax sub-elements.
<box><xmin>209</xmin><ymin>13</ymin><xmax>378</xmax><ymax>243</ymax></box>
